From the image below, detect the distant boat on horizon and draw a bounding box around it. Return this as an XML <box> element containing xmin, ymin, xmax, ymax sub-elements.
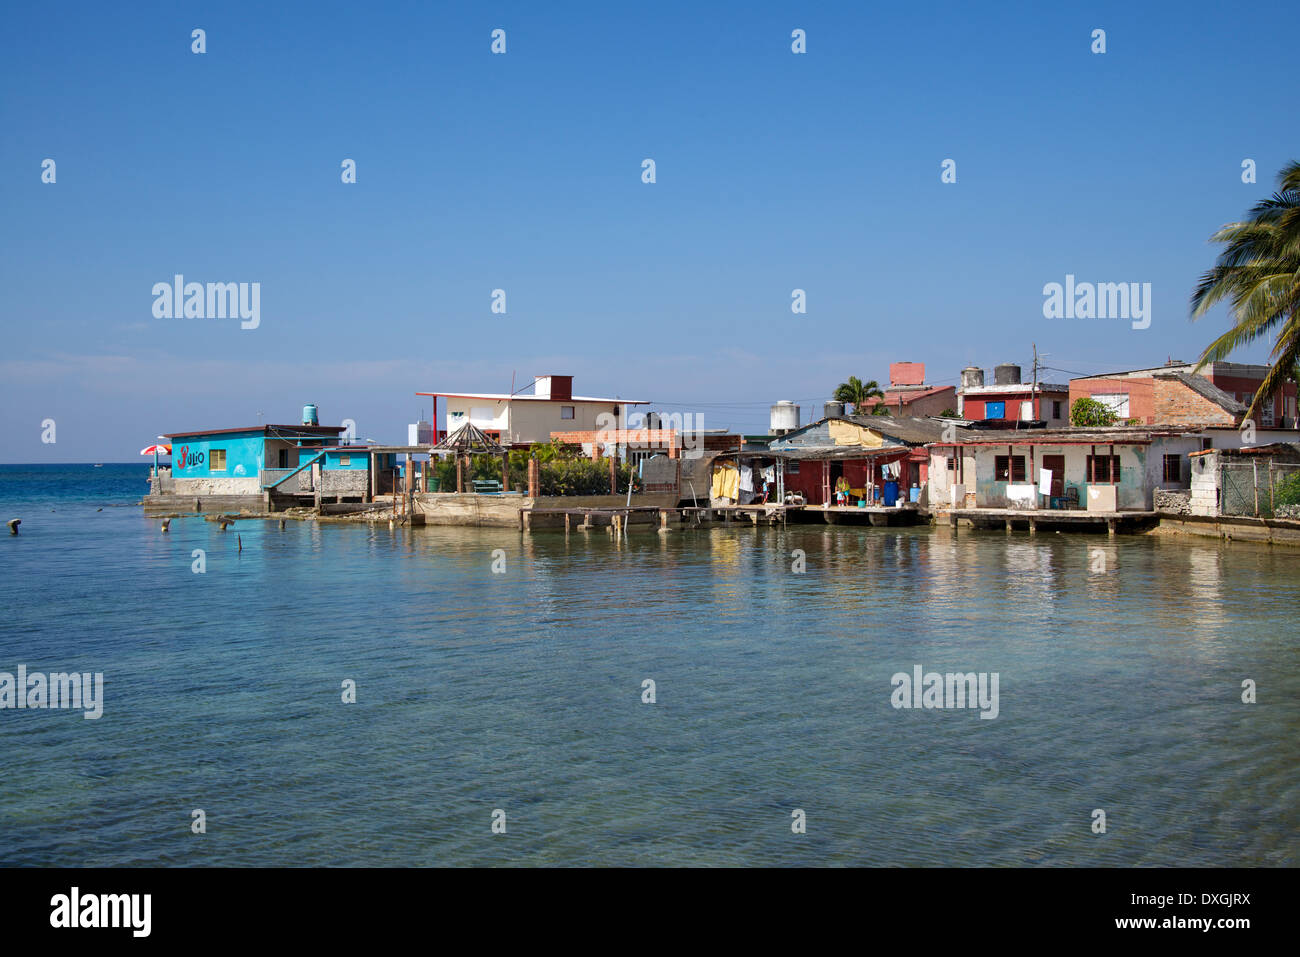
<box><xmin>93</xmin><ymin>463</ymin><xmax>103</xmax><ymax>468</ymax></box>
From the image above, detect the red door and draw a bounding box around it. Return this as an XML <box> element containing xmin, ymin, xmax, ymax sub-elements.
<box><xmin>1042</xmin><ymin>455</ymin><xmax>1065</xmax><ymax>497</ymax></box>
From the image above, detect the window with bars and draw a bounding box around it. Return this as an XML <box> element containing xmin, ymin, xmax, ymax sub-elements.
<box><xmin>1086</xmin><ymin>454</ymin><xmax>1121</xmax><ymax>483</ymax></box>
<box><xmin>210</xmin><ymin>449</ymin><xmax>227</xmax><ymax>471</ymax></box>
<box><xmin>1162</xmin><ymin>454</ymin><xmax>1181</xmax><ymax>483</ymax></box>
<box><xmin>994</xmin><ymin>455</ymin><xmax>1026</xmax><ymax>482</ymax></box>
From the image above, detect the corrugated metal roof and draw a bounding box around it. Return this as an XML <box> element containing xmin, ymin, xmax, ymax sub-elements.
<box><xmin>164</xmin><ymin>425</ymin><xmax>345</xmax><ymax>439</ymax></box>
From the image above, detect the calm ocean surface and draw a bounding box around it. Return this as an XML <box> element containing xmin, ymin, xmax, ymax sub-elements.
<box><xmin>0</xmin><ymin>463</ymin><xmax>1295</xmax><ymax>866</ymax></box>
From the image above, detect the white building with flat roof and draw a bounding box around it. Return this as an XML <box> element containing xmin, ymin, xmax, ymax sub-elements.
<box><xmin>416</xmin><ymin>375</ymin><xmax>650</xmax><ymax>447</ymax></box>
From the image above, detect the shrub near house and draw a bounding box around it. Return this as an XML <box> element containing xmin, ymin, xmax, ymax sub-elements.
<box><xmin>435</xmin><ymin>453</ymin><xmax>638</xmax><ymax>495</ymax></box>
<box><xmin>1070</xmin><ymin>397</ymin><xmax>1119</xmax><ymax>427</ymax></box>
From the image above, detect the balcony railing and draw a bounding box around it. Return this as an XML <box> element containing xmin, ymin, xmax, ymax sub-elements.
<box><xmin>259</xmin><ymin>468</ymin><xmax>314</xmax><ymax>491</ymax></box>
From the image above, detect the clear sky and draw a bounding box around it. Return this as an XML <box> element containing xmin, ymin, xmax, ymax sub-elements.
<box><xmin>2</xmin><ymin>0</ymin><xmax>1296</xmax><ymax>461</ymax></box>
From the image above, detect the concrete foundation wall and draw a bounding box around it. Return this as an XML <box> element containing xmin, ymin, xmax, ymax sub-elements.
<box><xmin>1157</xmin><ymin>515</ymin><xmax>1300</xmax><ymax>546</ymax></box>
<box><xmin>166</xmin><ymin>476</ymin><xmax>261</xmax><ymax>496</ymax></box>
<box><xmin>415</xmin><ymin>491</ymin><xmax>678</xmax><ymax>527</ymax></box>
<box><xmin>143</xmin><ymin>493</ymin><xmax>266</xmax><ymax>514</ymax></box>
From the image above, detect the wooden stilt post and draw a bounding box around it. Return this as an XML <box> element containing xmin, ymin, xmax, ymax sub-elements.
<box><xmin>502</xmin><ymin>452</ymin><xmax>510</xmax><ymax>493</ymax></box>
<box><xmin>456</xmin><ymin>455</ymin><xmax>464</xmax><ymax>493</ymax></box>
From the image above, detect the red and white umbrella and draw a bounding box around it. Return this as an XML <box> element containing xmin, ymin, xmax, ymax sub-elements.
<box><xmin>141</xmin><ymin>444</ymin><xmax>171</xmax><ymax>474</ymax></box>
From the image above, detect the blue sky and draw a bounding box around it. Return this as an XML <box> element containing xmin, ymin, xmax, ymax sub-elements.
<box><xmin>2</xmin><ymin>0</ymin><xmax>1296</xmax><ymax>460</ymax></box>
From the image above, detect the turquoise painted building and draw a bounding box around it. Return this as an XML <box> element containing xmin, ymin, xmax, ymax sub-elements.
<box><xmin>159</xmin><ymin>420</ymin><xmax>392</xmax><ymax>501</ymax></box>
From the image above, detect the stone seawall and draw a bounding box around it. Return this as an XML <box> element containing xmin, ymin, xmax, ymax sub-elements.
<box><xmin>1155</xmin><ymin>514</ymin><xmax>1300</xmax><ymax>546</ymax></box>
<box><xmin>415</xmin><ymin>492</ymin><xmax>680</xmax><ymax>528</ymax></box>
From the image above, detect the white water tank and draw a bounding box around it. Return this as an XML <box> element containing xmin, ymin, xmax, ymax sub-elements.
<box><xmin>770</xmin><ymin>400</ymin><xmax>800</xmax><ymax>435</ymax></box>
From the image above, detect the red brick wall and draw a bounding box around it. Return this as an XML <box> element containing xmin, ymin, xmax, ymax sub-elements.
<box><xmin>1151</xmin><ymin>377</ymin><xmax>1237</xmax><ymax>426</ymax></box>
<box><xmin>1069</xmin><ymin>378</ymin><xmax>1155</xmax><ymax>423</ymax></box>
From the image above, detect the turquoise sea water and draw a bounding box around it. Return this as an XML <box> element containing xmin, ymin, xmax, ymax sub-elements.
<box><xmin>0</xmin><ymin>464</ymin><xmax>1296</xmax><ymax>866</ymax></box>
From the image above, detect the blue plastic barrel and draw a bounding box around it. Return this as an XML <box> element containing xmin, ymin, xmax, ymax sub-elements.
<box><xmin>883</xmin><ymin>481</ymin><xmax>900</xmax><ymax>506</ymax></box>
<box><xmin>302</xmin><ymin>404</ymin><xmax>319</xmax><ymax>425</ymax></box>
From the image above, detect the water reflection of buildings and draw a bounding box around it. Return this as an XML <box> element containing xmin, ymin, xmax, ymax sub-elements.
<box><xmin>1186</xmin><ymin>545</ymin><xmax>1227</xmax><ymax>643</ymax></box>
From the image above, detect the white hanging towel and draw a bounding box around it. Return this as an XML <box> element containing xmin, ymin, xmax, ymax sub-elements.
<box><xmin>738</xmin><ymin>466</ymin><xmax>754</xmax><ymax>492</ymax></box>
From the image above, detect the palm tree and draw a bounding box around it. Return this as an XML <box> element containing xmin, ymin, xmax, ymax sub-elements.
<box><xmin>1191</xmin><ymin>161</ymin><xmax>1300</xmax><ymax>424</ymax></box>
<box><xmin>833</xmin><ymin>376</ymin><xmax>885</xmax><ymax>416</ymax></box>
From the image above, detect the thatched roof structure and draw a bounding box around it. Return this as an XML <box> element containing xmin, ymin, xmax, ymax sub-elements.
<box><xmin>430</xmin><ymin>423</ymin><xmax>505</xmax><ymax>455</ymax></box>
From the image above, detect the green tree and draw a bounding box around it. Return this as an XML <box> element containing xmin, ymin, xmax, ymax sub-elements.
<box><xmin>1191</xmin><ymin>161</ymin><xmax>1300</xmax><ymax>424</ymax></box>
<box><xmin>833</xmin><ymin>376</ymin><xmax>885</xmax><ymax>415</ymax></box>
<box><xmin>1070</xmin><ymin>397</ymin><xmax>1118</xmax><ymax>427</ymax></box>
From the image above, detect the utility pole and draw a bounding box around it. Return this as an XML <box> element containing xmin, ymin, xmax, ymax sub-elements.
<box><xmin>1030</xmin><ymin>344</ymin><xmax>1040</xmax><ymax>422</ymax></box>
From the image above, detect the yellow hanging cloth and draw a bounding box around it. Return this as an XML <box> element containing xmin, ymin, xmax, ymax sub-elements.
<box><xmin>711</xmin><ymin>464</ymin><xmax>739</xmax><ymax>500</ymax></box>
